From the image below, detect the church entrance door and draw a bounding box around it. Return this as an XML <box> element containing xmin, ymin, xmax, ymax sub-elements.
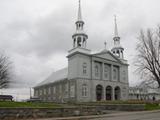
<box><xmin>106</xmin><ymin>86</ymin><xmax>112</xmax><ymax>100</ymax></box>
<box><xmin>96</xmin><ymin>85</ymin><xmax>103</xmax><ymax>101</ymax></box>
<box><xmin>115</xmin><ymin>86</ymin><xmax>121</xmax><ymax>100</ymax></box>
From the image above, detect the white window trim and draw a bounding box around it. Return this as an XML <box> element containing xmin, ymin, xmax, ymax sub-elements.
<box><xmin>82</xmin><ymin>84</ymin><xmax>88</xmax><ymax>97</ymax></box>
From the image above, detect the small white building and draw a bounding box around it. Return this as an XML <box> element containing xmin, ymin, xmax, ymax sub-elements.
<box><xmin>129</xmin><ymin>82</ymin><xmax>160</xmax><ymax>101</ymax></box>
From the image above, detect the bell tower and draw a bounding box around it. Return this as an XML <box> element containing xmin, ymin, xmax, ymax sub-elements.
<box><xmin>69</xmin><ymin>0</ymin><xmax>90</xmax><ymax>55</ymax></box>
<box><xmin>111</xmin><ymin>15</ymin><xmax>124</xmax><ymax>59</ymax></box>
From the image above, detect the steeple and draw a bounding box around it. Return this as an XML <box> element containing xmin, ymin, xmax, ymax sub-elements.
<box><xmin>78</xmin><ymin>0</ymin><xmax>82</xmax><ymax>21</ymax></box>
<box><xmin>72</xmin><ymin>0</ymin><xmax>88</xmax><ymax>49</ymax></box>
<box><xmin>114</xmin><ymin>15</ymin><xmax>118</xmax><ymax>37</ymax></box>
<box><xmin>111</xmin><ymin>15</ymin><xmax>124</xmax><ymax>59</ymax></box>
<box><xmin>113</xmin><ymin>15</ymin><xmax>120</xmax><ymax>44</ymax></box>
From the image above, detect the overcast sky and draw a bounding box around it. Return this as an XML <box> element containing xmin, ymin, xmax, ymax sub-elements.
<box><xmin>0</xmin><ymin>0</ymin><xmax>160</xmax><ymax>100</ymax></box>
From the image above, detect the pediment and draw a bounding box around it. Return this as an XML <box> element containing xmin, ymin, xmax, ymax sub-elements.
<box><xmin>93</xmin><ymin>51</ymin><xmax>121</xmax><ymax>63</ymax></box>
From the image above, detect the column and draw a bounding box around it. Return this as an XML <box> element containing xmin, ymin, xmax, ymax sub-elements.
<box><xmin>92</xmin><ymin>60</ymin><xmax>94</xmax><ymax>79</ymax></box>
<box><xmin>122</xmin><ymin>51</ymin><xmax>124</xmax><ymax>59</ymax></box>
<box><xmin>102</xmin><ymin>63</ymin><xmax>104</xmax><ymax>80</ymax></box>
<box><xmin>81</xmin><ymin>36</ymin><xmax>83</xmax><ymax>47</ymax></box>
<box><xmin>75</xmin><ymin>37</ymin><xmax>77</xmax><ymax>47</ymax></box>
<box><xmin>85</xmin><ymin>40</ymin><xmax>87</xmax><ymax>48</ymax></box>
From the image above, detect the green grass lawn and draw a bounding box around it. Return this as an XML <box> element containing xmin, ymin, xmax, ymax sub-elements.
<box><xmin>145</xmin><ymin>103</ymin><xmax>160</xmax><ymax>110</ymax></box>
<box><xmin>0</xmin><ymin>101</ymin><xmax>62</xmax><ymax>108</ymax></box>
<box><xmin>1</xmin><ymin>101</ymin><xmax>160</xmax><ymax>110</ymax></box>
<box><xmin>73</xmin><ymin>100</ymin><xmax>147</xmax><ymax>106</ymax></box>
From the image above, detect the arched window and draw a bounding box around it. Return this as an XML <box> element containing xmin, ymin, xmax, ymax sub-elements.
<box><xmin>82</xmin><ymin>84</ymin><xmax>88</xmax><ymax>97</ymax></box>
<box><xmin>77</xmin><ymin>37</ymin><xmax>81</xmax><ymax>47</ymax></box>
<box><xmin>74</xmin><ymin>38</ymin><xmax>76</xmax><ymax>47</ymax></box>
<box><xmin>83</xmin><ymin>63</ymin><xmax>87</xmax><ymax>75</ymax></box>
<box><xmin>83</xmin><ymin>38</ymin><xmax>85</xmax><ymax>42</ymax></box>
<box><xmin>115</xmin><ymin>86</ymin><xmax>121</xmax><ymax>100</ymax></box>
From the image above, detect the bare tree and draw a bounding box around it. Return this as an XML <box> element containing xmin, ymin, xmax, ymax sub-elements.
<box><xmin>135</xmin><ymin>26</ymin><xmax>160</xmax><ymax>88</ymax></box>
<box><xmin>0</xmin><ymin>53</ymin><xmax>11</xmax><ymax>89</ymax></box>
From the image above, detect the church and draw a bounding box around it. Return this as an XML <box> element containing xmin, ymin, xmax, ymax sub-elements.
<box><xmin>34</xmin><ymin>0</ymin><xmax>129</xmax><ymax>103</ymax></box>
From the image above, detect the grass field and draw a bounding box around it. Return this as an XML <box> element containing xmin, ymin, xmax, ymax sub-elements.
<box><xmin>0</xmin><ymin>101</ymin><xmax>62</xmax><ymax>108</ymax></box>
<box><xmin>145</xmin><ymin>103</ymin><xmax>160</xmax><ymax>110</ymax></box>
<box><xmin>0</xmin><ymin>101</ymin><xmax>160</xmax><ymax>110</ymax></box>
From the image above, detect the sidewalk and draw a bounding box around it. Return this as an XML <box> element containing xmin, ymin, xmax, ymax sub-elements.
<box><xmin>26</xmin><ymin>110</ymin><xmax>160</xmax><ymax>120</ymax></box>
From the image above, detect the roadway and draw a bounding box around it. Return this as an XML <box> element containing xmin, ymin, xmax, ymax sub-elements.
<box><xmin>90</xmin><ymin>110</ymin><xmax>160</xmax><ymax>120</ymax></box>
<box><xmin>27</xmin><ymin>110</ymin><xmax>160</xmax><ymax>120</ymax></box>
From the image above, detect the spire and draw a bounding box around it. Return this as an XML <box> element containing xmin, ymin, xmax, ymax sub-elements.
<box><xmin>114</xmin><ymin>15</ymin><xmax>118</xmax><ymax>37</ymax></box>
<box><xmin>71</xmin><ymin>0</ymin><xmax>88</xmax><ymax>49</ymax></box>
<box><xmin>112</xmin><ymin>15</ymin><xmax>124</xmax><ymax>59</ymax></box>
<box><xmin>78</xmin><ymin>0</ymin><xmax>82</xmax><ymax>21</ymax></box>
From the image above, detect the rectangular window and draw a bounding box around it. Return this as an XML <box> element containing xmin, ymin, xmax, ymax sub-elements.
<box><xmin>104</xmin><ymin>65</ymin><xmax>108</xmax><ymax>78</ymax></box>
<box><xmin>53</xmin><ymin>86</ymin><xmax>56</xmax><ymax>94</ymax></box>
<box><xmin>94</xmin><ymin>62</ymin><xmax>102</xmax><ymax>78</ymax></box>
<box><xmin>83</xmin><ymin>63</ymin><xmax>87</xmax><ymax>75</ymax></box>
<box><xmin>64</xmin><ymin>83</ymin><xmax>68</xmax><ymax>98</ymax></box>
<box><xmin>70</xmin><ymin>85</ymin><xmax>75</xmax><ymax>97</ymax></box>
<box><xmin>44</xmin><ymin>88</ymin><xmax>46</xmax><ymax>95</ymax></box>
<box><xmin>40</xmin><ymin>89</ymin><xmax>42</xmax><ymax>95</ymax></box>
<box><xmin>35</xmin><ymin>90</ymin><xmax>38</xmax><ymax>96</ymax></box>
<box><xmin>113</xmin><ymin>69</ymin><xmax>117</xmax><ymax>80</ymax></box>
<box><xmin>123</xmin><ymin>70</ymin><xmax>126</xmax><ymax>81</ymax></box>
<box><xmin>59</xmin><ymin>85</ymin><xmax>62</xmax><ymax>94</ymax></box>
<box><xmin>48</xmin><ymin>87</ymin><xmax>51</xmax><ymax>94</ymax></box>
<box><xmin>82</xmin><ymin>84</ymin><xmax>88</xmax><ymax>97</ymax></box>
<box><xmin>95</xmin><ymin>65</ymin><xmax>99</xmax><ymax>77</ymax></box>
<box><xmin>113</xmin><ymin>66</ymin><xmax>119</xmax><ymax>81</ymax></box>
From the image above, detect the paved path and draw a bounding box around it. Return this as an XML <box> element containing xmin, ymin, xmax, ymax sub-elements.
<box><xmin>27</xmin><ymin>110</ymin><xmax>160</xmax><ymax>120</ymax></box>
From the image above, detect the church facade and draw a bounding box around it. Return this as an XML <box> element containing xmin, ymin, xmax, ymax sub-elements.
<box><xmin>34</xmin><ymin>1</ymin><xmax>129</xmax><ymax>103</ymax></box>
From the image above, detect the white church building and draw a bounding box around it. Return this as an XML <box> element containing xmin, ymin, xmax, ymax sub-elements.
<box><xmin>34</xmin><ymin>0</ymin><xmax>129</xmax><ymax>103</ymax></box>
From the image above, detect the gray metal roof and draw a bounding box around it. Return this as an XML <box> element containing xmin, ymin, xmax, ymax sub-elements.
<box><xmin>35</xmin><ymin>67</ymin><xmax>68</xmax><ymax>87</ymax></box>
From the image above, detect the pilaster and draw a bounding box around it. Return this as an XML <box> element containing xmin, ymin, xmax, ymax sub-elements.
<box><xmin>111</xmin><ymin>65</ymin><xmax>113</xmax><ymax>81</ymax></box>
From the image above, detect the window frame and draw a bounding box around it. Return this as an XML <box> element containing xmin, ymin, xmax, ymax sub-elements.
<box><xmin>83</xmin><ymin>62</ymin><xmax>87</xmax><ymax>75</ymax></box>
<box><xmin>82</xmin><ymin>84</ymin><xmax>88</xmax><ymax>97</ymax></box>
<box><xmin>95</xmin><ymin>65</ymin><xmax>99</xmax><ymax>77</ymax></box>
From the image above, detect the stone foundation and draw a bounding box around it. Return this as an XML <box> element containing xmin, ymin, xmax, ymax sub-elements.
<box><xmin>0</xmin><ymin>104</ymin><xmax>145</xmax><ymax>120</ymax></box>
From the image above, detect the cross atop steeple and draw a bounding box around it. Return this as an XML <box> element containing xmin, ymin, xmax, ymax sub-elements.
<box><xmin>104</xmin><ymin>41</ymin><xmax>107</xmax><ymax>49</ymax></box>
<box><xmin>78</xmin><ymin>0</ymin><xmax>82</xmax><ymax>21</ymax></box>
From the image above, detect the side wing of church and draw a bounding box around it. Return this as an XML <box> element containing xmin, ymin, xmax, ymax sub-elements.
<box><xmin>34</xmin><ymin>0</ymin><xmax>129</xmax><ymax>103</ymax></box>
